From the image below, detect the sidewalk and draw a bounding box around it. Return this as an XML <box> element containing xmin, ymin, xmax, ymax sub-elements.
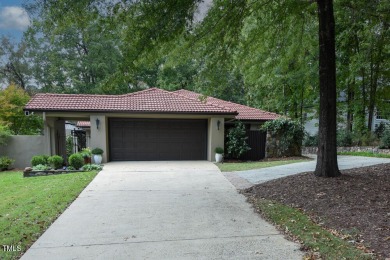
<box><xmin>223</xmin><ymin>155</ymin><xmax>390</xmax><ymax>189</ymax></box>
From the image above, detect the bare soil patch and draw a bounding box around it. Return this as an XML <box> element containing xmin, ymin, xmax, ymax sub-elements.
<box><xmin>244</xmin><ymin>163</ymin><xmax>390</xmax><ymax>259</ymax></box>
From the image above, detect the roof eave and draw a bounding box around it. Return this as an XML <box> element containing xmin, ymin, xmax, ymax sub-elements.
<box><xmin>23</xmin><ymin>108</ymin><xmax>238</xmax><ymax>116</ymax></box>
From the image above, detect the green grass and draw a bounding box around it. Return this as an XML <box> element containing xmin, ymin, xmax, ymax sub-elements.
<box><xmin>216</xmin><ymin>159</ymin><xmax>309</xmax><ymax>172</ymax></box>
<box><xmin>0</xmin><ymin>171</ymin><xmax>98</xmax><ymax>260</ymax></box>
<box><xmin>338</xmin><ymin>151</ymin><xmax>390</xmax><ymax>158</ymax></box>
<box><xmin>254</xmin><ymin>199</ymin><xmax>373</xmax><ymax>259</ymax></box>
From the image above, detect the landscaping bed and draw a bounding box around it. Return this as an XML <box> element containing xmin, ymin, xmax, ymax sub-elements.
<box><xmin>23</xmin><ymin>169</ymin><xmax>84</xmax><ymax>177</ymax></box>
<box><xmin>243</xmin><ymin>163</ymin><xmax>390</xmax><ymax>259</ymax></box>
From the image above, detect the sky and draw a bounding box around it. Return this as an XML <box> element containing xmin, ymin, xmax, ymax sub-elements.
<box><xmin>0</xmin><ymin>0</ymin><xmax>31</xmax><ymax>42</ymax></box>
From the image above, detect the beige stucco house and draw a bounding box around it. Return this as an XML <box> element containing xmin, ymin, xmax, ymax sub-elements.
<box><xmin>24</xmin><ymin>88</ymin><xmax>279</xmax><ymax>163</ymax></box>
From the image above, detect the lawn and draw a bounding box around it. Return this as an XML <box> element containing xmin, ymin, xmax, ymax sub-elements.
<box><xmin>249</xmin><ymin>198</ymin><xmax>373</xmax><ymax>260</ymax></box>
<box><xmin>0</xmin><ymin>171</ymin><xmax>98</xmax><ymax>260</ymax></box>
<box><xmin>338</xmin><ymin>151</ymin><xmax>390</xmax><ymax>158</ymax></box>
<box><xmin>216</xmin><ymin>158</ymin><xmax>310</xmax><ymax>172</ymax></box>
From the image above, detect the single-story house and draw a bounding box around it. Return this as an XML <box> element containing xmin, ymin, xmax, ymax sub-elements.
<box><xmin>24</xmin><ymin>88</ymin><xmax>279</xmax><ymax>162</ymax></box>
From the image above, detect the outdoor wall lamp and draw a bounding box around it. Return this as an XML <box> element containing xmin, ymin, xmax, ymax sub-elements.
<box><xmin>217</xmin><ymin>120</ymin><xmax>221</xmax><ymax>130</ymax></box>
<box><xmin>96</xmin><ymin>118</ymin><xmax>100</xmax><ymax>130</ymax></box>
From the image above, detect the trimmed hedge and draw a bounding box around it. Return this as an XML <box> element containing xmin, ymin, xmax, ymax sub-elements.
<box><xmin>68</xmin><ymin>153</ymin><xmax>84</xmax><ymax>170</ymax></box>
<box><xmin>31</xmin><ymin>155</ymin><xmax>48</xmax><ymax>167</ymax></box>
<box><xmin>48</xmin><ymin>155</ymin><xmax>64</xmax><ymax>169</ymax></box>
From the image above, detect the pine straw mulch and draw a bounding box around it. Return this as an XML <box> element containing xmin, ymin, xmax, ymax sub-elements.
<box><xmin>244</xmin><ymin>163</ymin><xmax>390</xmax><ymax>259</ymax></box>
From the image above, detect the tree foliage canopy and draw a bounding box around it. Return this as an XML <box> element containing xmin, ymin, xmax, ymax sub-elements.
<box><xmin>0</xmin><ymin>0</ymin><xmax>388</xmax><ymax>174</ymax></box>
<box><xmin>0</xmin><ymin>84</ymin><xmax>43</xmax><ymax>135</ymax></box>
<box><xmin>7</xmin><ymin>0</ymin><xmax>385</xmax><ymax>128</ymax></box>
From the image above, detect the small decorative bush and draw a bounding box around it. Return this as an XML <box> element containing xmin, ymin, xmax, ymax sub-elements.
<box><xmin>374</xmin><ymin>122</ymin><xmax>387</xmax><ymax>138</ymax></box>
<box><xmin>48</xmin><ymin>155</ymin><xmax>64</xmax><ymax>169</ymax></box>
<box><xmin>68</xmin><ymin>153</ymin><xmax>84</xmax><ymax>170</ymax></box>
<box><xmin>262</xmin><ymin>117</ymin><xmax>304</xmax><ymax>157</ymax></box>
<box><xmin>215</xmin><ymin>147</ymin><xmax>224</xmax><ymax>154</ymax></box>
<box><xmin>66</xmin><ymin>166</ymin><xmax>75</xmax><ymax>171</ymax></box>
<box><xmin>82</xmin><ymin>164</ymin><xmax>103</xmax><ymax>171</ymax></box>
<box><xmin>0</xmin><ymin>156</ymin><xmax>14</xmax><ymax>170</ymax></box>
<box><xmin>66</xmin><ymin>136</ymin><xmax>73</xmax><ymax>158</ymax></box>
<box><xmin>226</xmin><ymin>121</ymin><xmax>251</xmax><ymax>159</ymax></box>
<box><xmin>41</xmin><ymin>155</ymin><xmax>50</xmax><ymax>163</ymax></box>
<box><xmin>359</xmin><ymin>132</ymin><xmax>379</xmax><ymax>146</ymax></box>
<box><xmin>337</xmin><ymin>129</ymin><xmax>353</xmax><ymax>147</ymax></box>
<box><xmin>80</xmin><ymin>148</ymin><xmax>92</xmax><ymax>158</ymax></box>
<box><xmin>31</xmin><ymin>155</ymin><xmax>48</xmax><ymax>166</ymax></box>
<box><xmin>303</xmin><ymin>132</ymin><xmax>318</xmax><ymax>147</ymax></box>
<box><xmin>0</xmin><ymin>125</ymin><xmax>12</xmax><ymax>146</ymax></box>
<box><xmin>91</xmin><ymin>148</ymin><xmax>104</xmax><ymax>155</ymax></box>
<box><xmin>32</xmin><ymin>164</ymin><xmax>51</xmax><ymax>171</ymax></box>
<box><xmin>380</xmin><ymin>130</ymin><xmax>390</xmax><ymax>149</ymax></box>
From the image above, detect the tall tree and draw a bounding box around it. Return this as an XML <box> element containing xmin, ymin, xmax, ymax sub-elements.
<box><xmin>20</xmin><ymin>0</ymin><xmax>388</xmax><ymax>177</ymax></box>
<box><xmin>0</xmin><ymin>37</ymin><xmax>31</xmax><ymax>90</ymax></box>
<box><xmin>24</xmin><ymin>1</ymin><xmax>123</xmax><ymax>94</ymax></box>
<box><xmin>335</xmin><ymin>0</ymin><xmax>390</xmax><ymax>136</ymax></box>
<box><xmin>314</xmin><ymin>0</ymin><xmax>340</xmax><ymax>177</ymax></box>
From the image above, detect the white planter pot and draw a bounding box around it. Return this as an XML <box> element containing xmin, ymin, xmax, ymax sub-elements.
<box><xmin>93</xmin><ymin>154</ymin><xmax>102</xmax><ymax>164</ymax></box>
<box><xmin>215</xmin><ymin>153</ymin><xmax>223</xmax><ymax>163</ymax></box>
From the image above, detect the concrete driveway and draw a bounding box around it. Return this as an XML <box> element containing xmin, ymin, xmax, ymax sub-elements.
<box><xmin>224</xmin><ymin>155</ymin><xmax>390</xmax><ymax>189</ymax></box>
<box><xmin>22</xmin><ymin>161</ymin><xmax>303</xmax><ymax>259</ymax></box>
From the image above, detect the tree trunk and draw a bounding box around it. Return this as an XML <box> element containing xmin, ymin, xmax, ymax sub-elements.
<box><xmin>367</xmin><ymin>52</ymin><xmax>375</xmax><ymax>132</ymax></box>
<box><xmin>346</xmin><ymin>81</ymin><xmax>354</xmax><ymax>133</ymax></box>
<box><xmin>367</xmin><ymin>26</ymin><xmax>384</xmax><ymax>132</ymax></box>
<box><xmin>314</xmin><ymin>0</ymin><xmax>340</xmax><ymax>177</ymax></box>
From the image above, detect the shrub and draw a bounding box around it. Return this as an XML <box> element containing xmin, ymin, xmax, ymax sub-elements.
<box><xmin>337</xmin><ymin>129</ymin><xmax>352</xmax><ymax>147</ymax></box>
<box><xmin>359</xmin><ymin>132</ymin><xmax>379</xmax><ymax>146</ymax></box>
<box><xmin>66</xmin><ymin>166</ymin><xmax>75</xmax><ymax>171</ymax></box>
<box><xmin>68</xmin><ymin>153</ymin><xmax>84</xmax><ymax>169</ymax></box>
<box><xmin>303</xmin><ymin>132</ymin><xmax>318</xmax><ymax>147</ymax></box>
<box><xmin>215</xmin><ymin>147</ymin><xmax>224</xmax><ymax>154</ymax></box>
<box><xmin>380</xmin><ymin>130</ymin><xmax>390</xmax><ymax>149</ymax></box>
<box><xmin>32</xmin><ymin>164</ymin><xmax>51</xmax><ymax>171</ymax></box>
<box><xmin>82</xmin><ymin>164</ymin><xmax>103</xmax><ymax>171</ymax></box>
<box><xmin>48</xmin><ymin>155</ymin><xmax>64</xmax><ymax>169</ymax></box>
<box><xmin>66</xmin><ymin>136</ymin><xmax>73</xmax><ymax>158</ymax></box>
<box><xmin>262</xmin><ymin>118</ymin><xmax>304</xmax><ymax>157</ymax></box>
<box><xmin>41</xmin><ymin>155</ymin><xmax>50</xmax><ymax>162</ymax></box>
<box><xmin>0</xmin><ymin>125</ymin><xmax>12</xmax><ymax>146</ymax></box>
<box><xmin>80</xmin><ymin>148</ymin><xmax>92</xmax><ymax>158</ymax></box>
<box><xmin>31</xmin><ymin>155</ymin><xmax>48</xmax><ymax>166</ymax></box>
<box><xmin>91</xmin><ymin>148</ymin><xmax>104</xmax><ymax>155</ymax></box>
<box><xmin>0</xmin><ymin>156</ymin><xmax>14</xmax><ymax>170</ymax></box>
<box><xmin>226</xmin><ymin>121</ymin><xmax>251</xmax><ymax>159</ymax></box>
<box><xmin>374</xmin><ymin>122</ymin><xmax>387</xmax><ymax>138</ymax></box>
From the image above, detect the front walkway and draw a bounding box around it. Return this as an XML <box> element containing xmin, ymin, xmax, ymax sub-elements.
<box><xmin>224</xmin><ymin>155</ymin><xmax>390</xmax><ymax>189</ymax></box>
<box><xmin>22</xmin><ymin>161</ymin><xmax>303</xmax><ymax>259</ymax></box>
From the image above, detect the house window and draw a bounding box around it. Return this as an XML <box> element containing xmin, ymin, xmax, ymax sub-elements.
<box><xmin>375</xmin><ymin>110</ymin><xmax>389</xmax><ymax>120</ymax></box>
<box><xmin>376</xmin><ymin>111</ymin><xmax>383</xmax><ymax>119</ymax></box>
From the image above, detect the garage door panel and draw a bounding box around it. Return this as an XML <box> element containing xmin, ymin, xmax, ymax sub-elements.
<box><xmin>109</xmin><ymin>119</ymin><xmax>207</xmax><ymax>161</ymax></box>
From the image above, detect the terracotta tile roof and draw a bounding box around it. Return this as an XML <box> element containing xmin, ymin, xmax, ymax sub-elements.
<box><xmin>174</xmin><ymin>89</ymin><xmax>280</xmax><ymax>121</ymax></box>
<box><xmin>76</xmin><ymin>121</ymin><xmax>91</xmax><ymax>127</ymax></box>
<box><xmin>25</xmin><ymin>88</ymin><xmax>237</xmax><ymax>115</ymax></box>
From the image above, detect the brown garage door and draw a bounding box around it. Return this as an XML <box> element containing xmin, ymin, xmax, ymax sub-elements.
<box><xmin>109</xmin><ymin>118</ymin><xmax>208</xmax><ymax>161</ymax></box>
